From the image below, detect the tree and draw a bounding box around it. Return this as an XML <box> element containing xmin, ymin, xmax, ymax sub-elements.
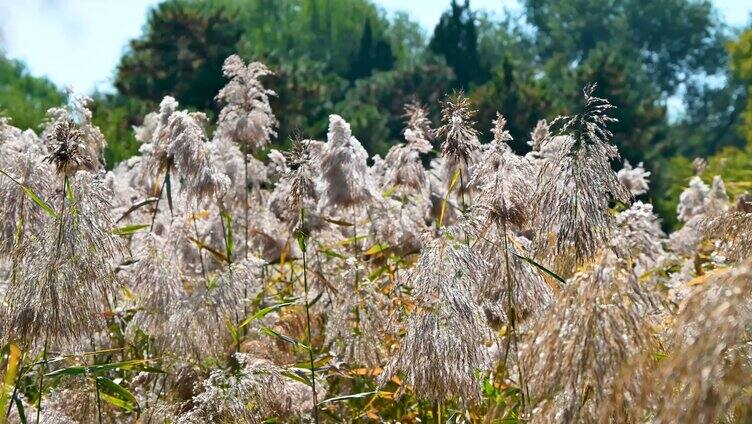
<box><xmin>224</xmin><ymin>0</ymin><xmax>395</xmax><ymax>78</ymax></box>
<box><xmin>89</xmin><ymin>94</ymin><xmax>153</xmax><ymax>166</ymax></box>
<box><xmin>429</xmin><ymin>0</ymin><xmax>487</xmax><ymax>89</ymax></box>
<box><xmin>572</xmin><ymin>45</ymin><xmax>668</xmax><ymax>167</ymax></box>
<box><xmin>476</xmin><ymin>10</ymin><xmax>536</xmax><ymax>73</ymax></box>
<box><xmin>115</xmin><ymin>0</ymin><xmax>243</xmax><ymax>112</ymax></box>
<box><xmin>266</xmin><ymin>58</ymin><xmax>348</xmax><ymax>148</ymax></box>
<box><xmin>472</xmin><ymin>55</ymin><xmax>559</xmax><ymax>152</ymax></box>
<box><xmin>347</xmin><ymin>19</ymin><xmax>395</xmax><ymax>81</ymax></box>
<box><xmin>524</xmin><ymin>0</ymin><xmax>726</xmax><ymax>94</ymax></box>
<box><xmin>337</xmin><ymin>57</ymin><xmax>455</xmax><ymax>154</ymax></box>
<box><xmin>0</xmin><ymin>55</ymin><xmax>63</xmax><ymax>130</ymax></box>
<box><xmin>386</xmin><ymin>11</ymin><xmax>427</xmax><ymax>64</ymax></box>
<box><xmin>668</xmin><ymin>81</ymin><xmax>747</xmax><ymax>159</ymax></box>
<box><xmin>729</xmin><ymin>28</ymin><xmax>752</xmax><ymax>143</ymax></box>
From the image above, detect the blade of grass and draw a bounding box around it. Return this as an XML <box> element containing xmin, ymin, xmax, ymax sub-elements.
<box><xmin>260</xmin><ymin>327</ymin><xmax>311</xmax><ymax>352</ymax></box>
<box><xmin>221</xmin><ymin>209</ymin><xmax>234</xmax><ymax>260</ymax></box>
<box><xmin>512</xmin><ymin>252</ymin><xmax>566</xmax><ymax>285</ymax></box>
<box><xmin>318</xmin><ymin>391</ymin><xmax>378</xmax><ymax>405</ymax></box>
<box><xmin>45</xmin><ymin>359</ymin><xmax>164</xmax><ymax>377</ymax></box>
<box><xmin>0</xmin><ymin>169</ymin><xmax>57</xmax><ymax>218</ymax></box>
<box><xmin>238</xmin><ymin>301</ymin><xmax>297</xmax><ymax>330</ymax></box>
<box><xmin>0</xmin><ymin>342</ymin><xmax>21</xmax><ymax>424</ymax></box>
<box><xmin>12</xmin><ymin>397</ymin><xmax>26</xmax><ymax>424</ymax></box>
<box><xmin>112</xmin><ymin>224</ymin><xmax>149</xmax><ymax>236</ymax></box>
<box><xmin>115</xmin><ymin>197</ymin><xmax>158</xmax><ymax>223</ymax></box>
<box><xmin>165</xmin><ymin>172</ymin><xmax>174</xmax><ymax>216</ymax></box>
<box><xmin>438</xmin><ymin>168</ymin><xmax>461</xmax><ymax>228</ymax></box>
<box><xmin>95</xmin><ymin>377</ymin><xmax>138</xmax><ymax>412</ymax></box>
<box><xmin>189</xmin><ymin>237</ymin><xmax>229</xmax><ymax>264</ymax></box>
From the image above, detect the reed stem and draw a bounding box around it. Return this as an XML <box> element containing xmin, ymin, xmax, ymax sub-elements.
<box><xmin>300</xmin><ymin>207</ymin><xmax>319</xmax><ymax>424</ymax></box>
<box><xmin>3</xmin><ymin>347</ymin><xmax>26</xmax><ymax>423</ymax></box>
<box><xmin>37</xmin><ymin>175</ymin><xmax>69</xmax><ymax>423</ymax></box>
<box><xmin>34</xmin><ymin>333</ymin><xmax>48</xmax><ymax>424</ymax></box>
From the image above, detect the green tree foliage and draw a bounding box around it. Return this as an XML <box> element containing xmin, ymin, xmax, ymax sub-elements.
<box><xmin>387</xmin><ymin>12</ymin><xmax>428</xmax><ymax>63</ymax></box>
<box><xmin>659</xmin><ymin>28</ymin><xmax>752</xmax><ymax>228</ymax></box>
<box><xmin>235</xmin><ymin>0</ymin><xmax>392</xmax><ymax>77</ymax></box>
<box><xmin>702</xmin><ymin>146</ymin><xmax>752</xmax><ymax>198</ymax></box>
<box><xmin>472</xmin><ymin>55</ymin><xmax>558</xmax><ymax>152</ymax></box>
<box><xmin>429</xmin><ymin>0</ymin><xmax>487</xmax><ymax>88</ymax></box>
<box><xmin>0</xmin><ymin>56</ymin><xmax>63</xmax><ymax>130</ymax></box>
<box><xmin>90</xmin><ymin>94</ymin><xmax>154</xmax><ymax>167</ymax></box>
<box><xmin>654</xmin><ymin>155</ymin><xmax>695</xmax><ymax>230</ymax></box>
<box><xmin>115</xmin><ymin>1</ymin><xmax>243</xmax><ymax>112</ymax></box>
<box><xmin>266</xmin><ymin>58</ymin><xmax>348</xmax><ymax>148</ymax></box>
<box><xmin>573</xmin><ymin>46</ymin><xmax>668</xmax><ymax>166</ymax></box>
<box><xmin>112</xmin><ymin>0</ymin><xmax>411</xmax><ymax>148</ymax></box>
<box><xmin>524</xmin><ymin>0</ymin><xmax>727</xmax><ymax>94</ymax></box>
<box><xmin>347</xmin><ymin>19</ymin><xmax>395</xmax><ymax>81</ymax></box>
<box><xmin>476</xmin><ymin>10</ymin><xmax>535</xmax><ymax>72</ymax></box>
<box><xmin>338</xmin><ymin>57</ymin><xmax>455</xmax><ymax>154</ymax></box>
<box><xmin>730</xmin><ymin>29</ymin><xmax>752</xmax><ymax>142</ymax></box>
<box><xmin>681</xmin><ymin>28</ymin><xmax>752</xmax><ymax>212</ymax></box>
<box><xmin>222</xmin><ymin>0</ymin><xmax>396</xmax><ymax>78</ymax></box>
<box><xmin>5</xmin><ymin>0</ymin><xmax>747</xmax><ymax>227</ymax></box>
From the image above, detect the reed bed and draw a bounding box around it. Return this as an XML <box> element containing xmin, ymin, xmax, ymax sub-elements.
<box><xmin>0</xmin><ymin>56</ymin><xmax>751</xmax><ymax>423</ymax></box>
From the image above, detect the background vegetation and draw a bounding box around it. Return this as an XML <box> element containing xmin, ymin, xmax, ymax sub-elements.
<box><xmin>1</xmin><ymin>0</ymin><xmax>751</xmax><ymax>228</ymax></box>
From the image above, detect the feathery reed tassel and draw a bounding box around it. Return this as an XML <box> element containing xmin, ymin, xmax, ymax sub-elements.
<box><xmin>215</xmin><ymin>55</ymin><xmax>277</xmax><ymax>152</ymax></box>
<box><xmin>436</xmin><ymin>92</ymin><xmax>480</xmax><ymax>218</ymax></box>
<box><xmin>318</xmin><ymin>115</ymin><xmax>374</xmax><ymax>211</ymax></box>
<box><xmin>2</xmin><ymin>137</ymin><xmax>120</xmax><ymax>348</ymax></box>
<box><xmin>378</xmin><ymin>231</ymin><xmax>491</xmax><ymax>403</ymax></box>
<box><xmin>534</xmin><ymin>84</ymin><xmax>630</xmax><ymax>275</ymax></box>
<box><xmin>520</xmin><ymin>257</ymin><xmax>659</xmax><ymax>423</ymax></box>
<box><xmin>281</xmin><ymin>139</ymin><xmax>320</xmax><ymax>422</ymax></box>
<box><xmin>215</xmin><ymin>55</ymin><xmax>277</xmax><ymax>268</ymax></box>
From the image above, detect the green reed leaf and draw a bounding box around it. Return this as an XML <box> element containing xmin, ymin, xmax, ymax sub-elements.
<box><xmin>96</xmin><ymin>376</ymin><xmax>138</xmax><ymax>411</ymax></box>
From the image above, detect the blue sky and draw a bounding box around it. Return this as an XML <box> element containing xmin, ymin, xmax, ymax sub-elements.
<box><xmin>0</xmin><ymin>0</ymin><xmax>750</xmax><ymax>94</ymax></box>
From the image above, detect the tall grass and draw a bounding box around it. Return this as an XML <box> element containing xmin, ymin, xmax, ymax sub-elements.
<box><xmin>0</xmin><ymin>60</ymin><xmax>750</xmax><ymax>423</ymax></box>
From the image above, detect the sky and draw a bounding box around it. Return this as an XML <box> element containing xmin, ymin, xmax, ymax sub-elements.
<box><xmin>0</xmin><ymin>0</ymin><xmax>750</xmax><ymax>94</ymax></box>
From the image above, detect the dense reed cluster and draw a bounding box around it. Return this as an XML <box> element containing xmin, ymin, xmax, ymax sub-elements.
<box><xmin>0</xmin><ymin>56</ymin><xmax>751</xmax><ymax>423</ymax></box>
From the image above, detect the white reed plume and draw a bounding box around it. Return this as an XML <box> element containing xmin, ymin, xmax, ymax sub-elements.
<box><xmin>435</xmin><ymin>92</ymin><xmax>480</xmax><ymax>170</ymax></box>
<box><xmin>278</xmin><ymin>139</ymin><xmax>319</xmax><ymax>233</ymax></box>
<box><xmin>383</xmin><ymin>106</ymin><xmax>433</xmax><ymax>195</ymax></box>
<box><xmin>527</xmin><ymin>119</ymin><xmax>550</xmax><ymax>152</ymax></box>
<box><xmin>702</xmin><ymin>195</ymin><xmax>752</xmax><ymax>264</ymax></box>
<box><xmin>535</xmin><ymin>84</ymin><xmax>630</xmax><ymax>274</ymax></box>
<box><xmin>42</xmin><ymin>94</ymin><xmax>107</xmax><ymax>171</ymax></box>
<box><xmin>324</xmin><ymin>260</ymin><xmax>388</xmax><ymax>368</ymax></box>
<box><xmin>670</xmin><ymin>175</ymin><xmax>730</xmax><ymax>256</ymax></box>
<box><xmin>643</xmin><ymin>262</ymin><xmax>752</xmax><ymax>423</ymax></box>
<box><xmin>125</xmin><ymin>231</ymin><xmax>186</xmax><ymax>347</ymax></box>
<box><xmin>1</xmin><ymin>171</ymin><xmax>122</xmax><ymax>349</ymax></box>
<box><xmin>617</xmin><ymin>160</ymin><xmax>651</xmax><ymax>196</ymax></box>
<box><xmin>0</xmin><ymin>124</ymin><xmax>55</xmax><ymax>258</ymax></box>
<box><xmin>177</xmin><ymin>354</ymin><xmax>314</xmax><ymax>423</ymax></box>
<box><xmin>215</xmin><ymin>55</ymin><xmax>277</xmax><ymax>152</ymax></box>
<box><xmin>471</xmin><ymin>113</ymin><xmax>536</xmax><ymax>229</ymax></box>
<box><xmin>677</xmin><ymin>176</ymin><xmax>710</xmax><ymax>222</ymax></box>
<box><xmin>318</xmin><ymin>114</ymin><xmax>374</xmax><ymax>210</ymax></box>
<box><xmin>378</xmin><ymin>232</ymin><xmax>492</xmax><ymax>403</ymax></box>
<box><xmin>609</xmin><ymin>201</ymin><xmax>667</xmax><ymax>277</ymax></box>
<box><xmin>166</xmin><ymin>111</ymin><xmax>230</xmax><ymax>202</ymax></box>
<box><xmin>521</xmin><ymin>260</ymin><xmax>658</xmax><ymax>423</ymax></box>
<box><xmin>139</xmin><ymin>96</ymin><xmax>179</xmax><ymax>175</ymax></box>
<box><xmin>402</xmin><ymin>101</ymin><xmax>434</xmax><ymax>153</ymax></box>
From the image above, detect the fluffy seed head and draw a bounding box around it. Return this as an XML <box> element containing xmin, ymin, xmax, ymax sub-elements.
<box><xmin>436</xmin><ymin>91</ymin><xmax>480</xmax><ymax>167</ymax></box>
